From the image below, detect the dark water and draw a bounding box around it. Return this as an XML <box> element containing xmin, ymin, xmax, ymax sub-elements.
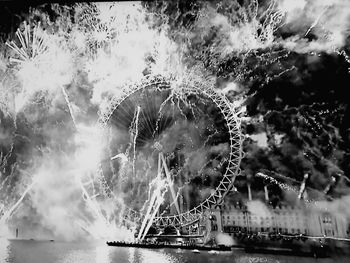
<box><xmin>0</xmin><ymin>239</ymin><xmax>349</xmax><ymax>263</ymax></box>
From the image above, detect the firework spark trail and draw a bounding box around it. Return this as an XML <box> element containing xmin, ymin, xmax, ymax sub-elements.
<box><xmin>265</xmin><ymin>66</ymin><xmax>297</xmax><ymax>84</ymax></box>
<box><xmin>72</xmin><ymin>126</ymin><xmax>127</xmax><ymax>239</ymax></box>
<box><xmin>107</xmin><ymin>128</ymin><xmax>118</xmax><ymax>185</ymax></box>
<box><xmin>337</xmin><ymin>50</ymin><xmax>350</xmax><ymax>72</ymax></box>
<box><xmin>256</xmin><ymin>172</ymin><xmax>299</xmax><ymax>194</ymax></box>
<box><xmin>152</xmin><ymin>87</ymin><xmax>198</xmax><ymax>141</ymax></box>
<box><xmin>197</xmin><ymin>154</ymin><xmax>223</xmax><ymax>177</ymax></box>
<box><xmin>131</xmin><ymin>106</ymin><xmax>141</xmax><ymax>178</ymax></box>
<box><xmin>137</xmin><ymin>178</ymin><xmax>167</xmax><ymax>240</ymax></box>
<box><xmin>0</xmin><ymin>180</ymin><xmax>36</xmax><ymax>225</ymax></box>
<box><xmin>255</xmin><ymin>175</ymin><xmax>344</xmax><ymax>214</ymax></box>
<box><xmin>0</xmin><ymin>74</ymin><xmax>17</xmax><ymax>125</ymax></box>
<box><xmin>152</xmin><ymin>92</ymin><xmax>174</xmax><ymax>139</ymax></box>
<box><xmin>74</xmin><ymin>219</ymin><xmax>97</xmax><ymax>238</ymax></box>
<box><xmin>138</xmin><ymin>166</ymin><xmax>158</xmax><ymax>218</ymax></box>
<box><xmin>168</xmin><ymin>185</ymin><xmax>185</xmax><ymax>211</ymax></box>
<box><xmin>0</xmin><ymin>164</ymin><xmax>16</xmax><ymax>197</ymax></box>
<box><xmin>140</xmin><ymin>176</ymin><xmax>159</xmax><ymax>213</ymax></box>
<box><xmin>203</xmin><ymin>130</ymin><xmax>219</xmax><ymax>147</ymax></box>
<box><xmin>260</xmin><ymin>168</ymin><xmax>336</xmax><ymax>201</ymax></box>
<box><xmin>60</xmin><ymin>85</ymin><xmax>77</xmax><ymax>128</ymax></box>
<box><xmin>75</xmin><ymin>174</ymin><xmax>110</xmax><ymax>234</ymax></box>
<box><xmin>137</xmin><ymin>195</ymin><xmax>157</xmax><ymax>240</ymax></box>
<box><xmin>304</xmin><ymin>6</ymin><xmax>330</xmax><ymax>37</ymax></box>
<box><xmin>255</xmin><ymin>172</ymin><xmax>328</xmax><ymax>208</ymax></box>
<box><xmin>160</xmin><ymin>153</ymin><xmax>181</xmax><ymax>215</ymax></box>
<box><xmin>110</xmin><ymin>153</ymin><xmax>128</xmax><ymax>189</ymax></box>
<box><xmin>136</xmin><ymin>152</ymin><xmax>179</xmax><ymax>239</ymax></box>
<box><xmin>124</xmin><ymin>107</ymin><xmax>140</xmax><ymax>160</ymax></box>
<box><xmin>140</xmin><ymin>174</ymin><xmax>169</xmax><ymax>239</ymax></box>
<box><xmin>174</xmin><ymin>95</ymin><xmax>188</xmax><ymax>121</ymax></box>
<box><xmin>186</xmin><ymin>127</ymin><xmax>222</xmax><ymax>176</ymax></box>
<box><xmin>0</xmin><ymin>143</ymin><xmax>14</xmax><ymax>172</ymax></box>
<box><xmin>141</xmin><ymin>190</ymin><xmax>166</xmax><ymax>240</ymax></box>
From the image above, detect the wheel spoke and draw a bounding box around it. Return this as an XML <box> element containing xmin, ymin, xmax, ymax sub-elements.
<box><xmin>98</xmin><ymin>77</ymin><xmax>243</xmax><ymax>227</ymax></box>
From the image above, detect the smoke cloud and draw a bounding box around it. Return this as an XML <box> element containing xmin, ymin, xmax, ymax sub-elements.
<box><xmin>279</xmin><ymin>0</ymin><xmax>350</xmax><ymax>53</ymax></box>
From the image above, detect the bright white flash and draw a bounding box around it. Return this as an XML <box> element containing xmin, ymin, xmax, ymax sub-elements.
<box><xmin>278</xmin><ymin>0</ymin><xmax>306</xmax><ymax>14</ymax></box>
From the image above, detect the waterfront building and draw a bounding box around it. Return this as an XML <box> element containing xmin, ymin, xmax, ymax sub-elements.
<box><xmin>209</xmin><ymin>201</ymin><xmax>350</xmax><ymax>239</ymax></box>
<box><xmin>205</xmin><ymin>182</ymin><xmax>349</xmax><ymax>240</ymax></box>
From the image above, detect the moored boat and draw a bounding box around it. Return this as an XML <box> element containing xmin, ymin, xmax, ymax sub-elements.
<box><xmin>106</xmin><ymin>241</ymin><xmax>231</xmax><ymax>251</ymax></box>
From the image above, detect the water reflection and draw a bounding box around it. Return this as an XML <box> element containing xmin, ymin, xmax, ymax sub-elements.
<box><xmin>58</xmin><ymin>244</ymin><xmax>95</xmax><ymax>263</ymax></box>
<box><xmin>95</xmin><ymin>244</ymin><xmax>110</xmax><ymax>263</ymax></box>
<box><xmin>1</xmin><ymin>240</ymin><xmax>349</xmax><ymax>263</ymax></box>
<box><xmin>235</xmin><ymin>255</ymin><xmax>272</xmax><ymax>263</ymax></box>
<box><xmin>0</xmin><ymin>237</ymin><xmax>11</xmax><ymax>263</ymax></box>
<box><xmin>138</xmin><ymin>248</ymin><xmax>181</xmax><ymax>263</ymax></box>
<box><xmin>108</xmin><ymin>246</ymin><xmax>180</xmax><ymax>263</ymax></box>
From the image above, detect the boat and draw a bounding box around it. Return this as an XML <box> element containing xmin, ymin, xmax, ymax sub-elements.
<box><xmin>106</xmin><ymin>241</ymin><xmax>231</xmax><ymax>251</ymax></box>
<box><xmin>208</xmin><ymin>250</ymin><xmax>219</xmax><ymax>254</ymax></box>
<box><xmin>192</xmin><ymin>249</ymin><xmax>200</xmax><ymax>253</ymax></box>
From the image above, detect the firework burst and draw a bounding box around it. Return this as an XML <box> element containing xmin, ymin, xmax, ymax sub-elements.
<box><xmin>6</xmin><ymin>22</ymin><xmax>48</xmax><ymax>65</ymax></box>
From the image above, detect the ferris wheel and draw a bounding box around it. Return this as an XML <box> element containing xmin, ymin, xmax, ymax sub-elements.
<box><xmin>96</xmin><ymin>75</ymin><xmax>243</xmax><ymax>238</ymax></box>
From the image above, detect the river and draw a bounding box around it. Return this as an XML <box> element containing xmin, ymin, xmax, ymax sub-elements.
<box><xmin>0</xmin><ymin>239</ymin><xmax>348</xmax><ymax>263</ymax></box>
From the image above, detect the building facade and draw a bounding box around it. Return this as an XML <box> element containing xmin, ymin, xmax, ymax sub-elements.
<box><xmin>209</xmin><ymin>201</ymin><xmax>349</xmax><ymax>239</ymax></box>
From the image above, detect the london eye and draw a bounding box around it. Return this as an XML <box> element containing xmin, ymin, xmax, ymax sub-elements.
<box><xmin>85</xmin><ymin>76</ymin><xmax>243</xmax><ymax>239</ymax></box>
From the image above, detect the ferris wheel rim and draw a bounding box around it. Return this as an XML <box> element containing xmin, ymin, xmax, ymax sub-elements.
<box><xmin>97</xmin><ymin>75</ymin><xmax>244</xmax><ymax>227</ymax></box>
